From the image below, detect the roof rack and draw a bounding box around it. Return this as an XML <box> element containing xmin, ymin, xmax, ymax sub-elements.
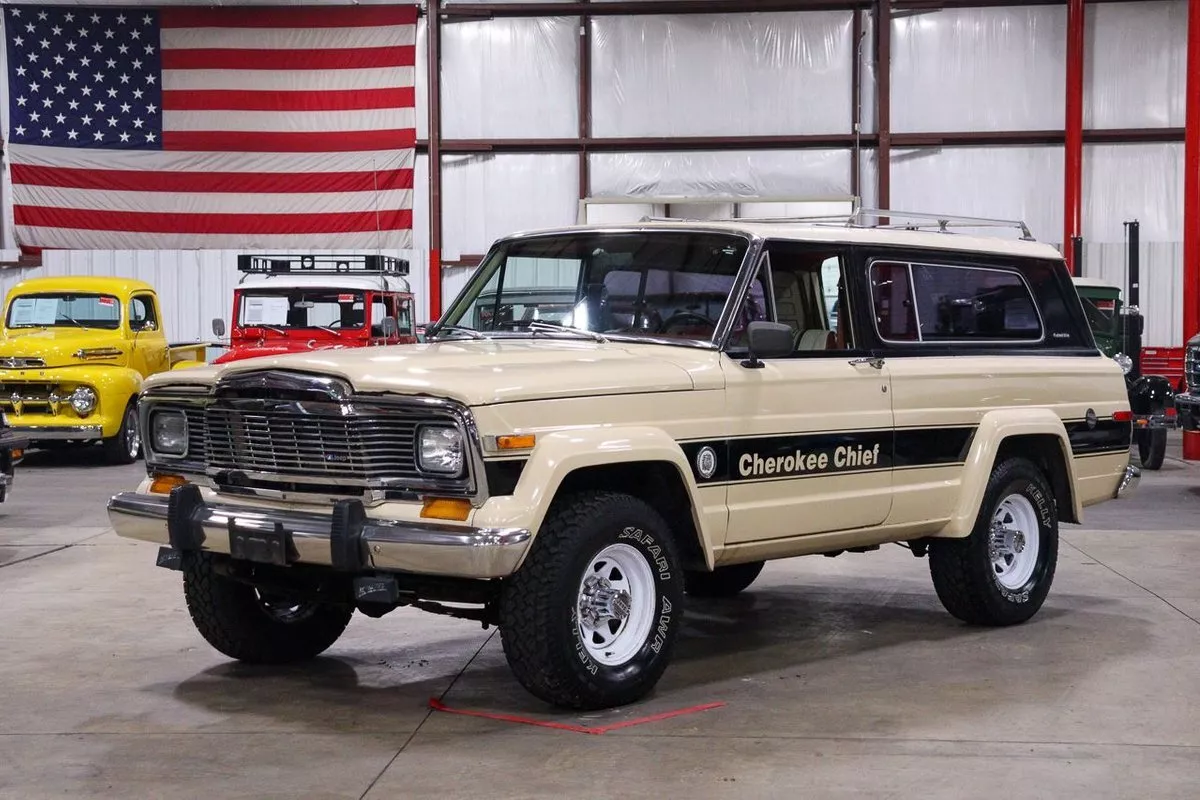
<box><xmin>639</xmin><ymin>208</ymin><xmax>1036</xmax><ymax>242</ymax></box>
<box><xmin>236</xmin><ymin>253</ymin><xmax>410</xmax><ymax>276</ymax></box>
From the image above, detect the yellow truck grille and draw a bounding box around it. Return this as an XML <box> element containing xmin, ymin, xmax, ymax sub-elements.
<box><xmin>0</xmin><ymin>382</ymin><xmax>62</xmax><ymax>414</ymax></box>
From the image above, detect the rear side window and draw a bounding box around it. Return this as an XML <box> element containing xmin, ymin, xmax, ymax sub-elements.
<box><xmin>870</xmin><ymin>261</ymin><xmax>1042</xmax><ymax>343</ymax></box>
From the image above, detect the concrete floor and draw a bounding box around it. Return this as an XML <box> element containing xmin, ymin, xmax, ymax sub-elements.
<box><xmin>2</xmin><ymin>439</ymin><xmax>1199</xmax><ymax>800</ymax></box>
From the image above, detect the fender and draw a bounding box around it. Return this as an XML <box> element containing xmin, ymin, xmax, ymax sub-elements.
<box><xmin>82</xmin><ymin>365</ymin><xmax>143</xmax><ymax>437</ymax></box>
<box><xmin>470</xmin><ymin>427</ymin><xmax>720</xmax><ymax>570</ymax></box>
<box><xmin>1128</xmin><ymin>374</ymin><xmax>1174</xmax><ymax>414</ymax></box>
<box><xmin>935</xmin><ymin>408</ymin><xmax>1080</xmax><ymax>538</ymax></box>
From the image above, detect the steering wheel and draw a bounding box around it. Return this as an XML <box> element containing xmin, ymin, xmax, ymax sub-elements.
<box><xmin>658</xmin><ymin>311</ymin><xmax>717</xmax><ymax>336</ymax></box>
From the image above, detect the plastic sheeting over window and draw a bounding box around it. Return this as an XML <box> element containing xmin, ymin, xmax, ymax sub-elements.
<box><xmin>441</xmin><ymin>17</ymin><xmax>579</xmax><ymax>139</ymax></box>
<box><xmin>889</xmin><ymin>146</ymin><xmax>1064</xmax><ymax>244</ymax></box>
<box><xmin>1084</xmin><ymin>1</ymin><xmax>1186</xmax><ymax>129</ymax></box>
<box><xmin>441</xmin><ymin>153</ymin><xmax>579</xmax><ymax>258</ymax></box>
<box><xmin>892</xmin><ymin>8</ymin><xmax>1066</xmax><ymax>133</ymax></box>
<box><xmin>1083</xmin><ymin>144</ymin><xmax>1182</xmax><ymax>243</ymax></box>
<box><xmin>589</xmin><ymin>150</ymin><xmax>854</xmax><ymax>201</ymax></box>
<box><xmin>591</xmin><ymin>12</ymin><xmax>854</xmax><ymax>137</ymax></box>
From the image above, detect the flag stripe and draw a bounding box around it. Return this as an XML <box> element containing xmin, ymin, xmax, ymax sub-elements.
<box><xmin>15</xmin><ymin>205</ymin><xmax>414</xmax><ymax>235</ymax></box>
<box><xmin>162</xmin><ymin>129</ymin><xmax>416</xmax><ymax>153</ymax></box>
<box><xmin>10</xmin><ymin>163</ymin><xmax>414</xmax><ymax>193</ymax></box>
<box><xmin>13</xmin><ymin>228</ymin><xmax>415</xmax><ymax>251</ymax></box>
<box><xmin>162</xmin><ymin>88</ymin><xmax>415</xmax><ymax>112</ymax></box>
<box><xmin>8</xmin><ymin>144</ymin><xmax>414</xmax><ymax>174</ymax></box>
<box><xmin>161</xmin><ymin>25</ymin><xmax>417</xmax><ymax>51</ymax></box>
<box><xmin>165</xmin><ymin>108</ymin><xmax>414</xmax><ymax>132</ymax></box>
<box><xmin>162</xmin><ymin>66</ymin><xmax>416</xmax><ymax>92</ymax></box>
<box><xmin>16</xmin><ymin>186</ymin><xmax>413</xmax><ymax>215</ymax></box>
<box><xmin>163</xmin><ymin>46</ymin><xmax>416</xmax><ymax>71</ymax></box>
<box><xmin>160</xmin><ymin>6</ymin><xmax>419</xmax><ymax>30</ymax></box>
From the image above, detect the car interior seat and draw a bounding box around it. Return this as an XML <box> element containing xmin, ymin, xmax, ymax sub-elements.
<box><xmin>796</xmin><ymin>329</ymin><xmax>836</xmax><ymax>351</ymax></box>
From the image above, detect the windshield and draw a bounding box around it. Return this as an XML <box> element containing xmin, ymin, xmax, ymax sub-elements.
<box><xmin>1079</xmin><ymin>294</ymin><xmax>1118</xmax><ymax>338</ymax></box>
<box><xmin>435</xmin><ymin>231</ymin><xmax>751</xmax><ymax>343</ymax></box>
<box><xmin>238</xmin><ymin>289</ymin><xmax>368</xmax><ymax>331</ymax></box>
<box><xmin>5</xmin><ymin>293</ymin><xmax>121</xmax><ymax>330</ymax></box>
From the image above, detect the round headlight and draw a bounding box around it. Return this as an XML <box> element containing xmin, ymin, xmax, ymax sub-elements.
<box><xmin>1113</xmin><ymin>353</ymin><xmax>1134</xmax><ymax>375</ymax></box>
<box><xmin>70</xmin><ymin>386</ymin><xmax>97</xmax><ymax>416</ymax></box>
<box><xmin>151</xmin><ymin>410</ymin><xmax>187</xmax><ymax>456</ymax></box>
<box><xmin>417</xmin><ymin>425</ymin><xmax>464</xmax><ymax>475</ymax></box>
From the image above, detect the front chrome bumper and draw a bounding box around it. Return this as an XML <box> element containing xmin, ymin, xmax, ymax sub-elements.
<box><xmin>107</xmin><ymin>490</ymin><xmax>531</xmax><ymax>579</ymax></box>
<box><xmin>15</xmin><ymin>424</ymin><xmax>103</xmax><ymax>442</ymax></box>
<box><xmin>1114</xmin><ymin>460</ymin><xmax>1141</xmax><ymax>499</ymax></box>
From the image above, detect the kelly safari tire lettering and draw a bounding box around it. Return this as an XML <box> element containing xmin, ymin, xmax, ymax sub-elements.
<box><xmin>928</xmin><ymin>457</ymin><xmax>1059</xmax><ymax>627</ymax></box>
<box><xmin>499</xmin><ymin>491</ymin><xmax>685</xmax><ymax>711</ymax></box>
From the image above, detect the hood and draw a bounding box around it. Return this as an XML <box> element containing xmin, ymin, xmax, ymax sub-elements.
<box><xmin>148</xmin><ymin>338</ymin><xmax>726</xmax><ymax>406</ymax></box>
<box><xmin>213</xmin><ymin>341</ymin><xmax>355</xmax><ymax>365</ymax></box>
<box><xmin>0</xmin><ymin>328</ymin><xmax>128</xmax><ymax>369</ymax></box>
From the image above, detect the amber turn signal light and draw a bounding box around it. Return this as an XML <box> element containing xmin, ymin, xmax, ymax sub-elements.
<box><xmin>421</xmin><ymin>497</ymin><xmax>472</xmax><ymax>522</ymax></box>
<box><xmin>496</xmin><ymin>434</ymin><xmax>536</xmax><ymax>451</ymax></box>
<box><xmin>149</xmin><ymin>474</ymin><xmax>187</xmax><ymax>495</ymax></box>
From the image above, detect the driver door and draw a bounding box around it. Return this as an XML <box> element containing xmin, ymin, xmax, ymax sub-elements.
<box><xmin>128</xmin><ymin>294</ymin><xmax>168</xmax><ymax>376</ymax></box>
<box><xmin>722</xmin><ymin>246</ymin><xmax>894</xmax><ymax>543</ymax></box>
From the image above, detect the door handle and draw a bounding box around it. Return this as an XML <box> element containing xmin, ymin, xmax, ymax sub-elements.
<box><xmin>849</xmin><ymin>356</ymin><xmax>885</xmax><ymax>369</ymax></box>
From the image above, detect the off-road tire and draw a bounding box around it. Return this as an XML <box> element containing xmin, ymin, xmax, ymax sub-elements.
<box><xmin>182</xmin><ymin>552</ymin><xmax>353</xmax><ymax>664</ymax></box>
<box><xmin>1137</xmin><ymin>427</ymin><xmax>1167</xmax><ymax>471</ymax></box>
<box><xmin>499</xmin><ymin>491</ymin><xmax>685</xmax><ymax>710</ymax></box>
<box><xmin>928</xmin><ymin>457</ymin><xmax>1059</xmax><ymax>626</ymax></box>
<box><xmin>684</xmin><ymin>561</ymin><xmax>764</xmax><ymax>598</ymax></box>
<box><xmin>101</xmin><ymin>401</ymin><xmax>141</xmax><ymax>465</ymax></box>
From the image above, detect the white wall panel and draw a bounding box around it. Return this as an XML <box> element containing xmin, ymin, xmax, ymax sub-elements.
<box><xmin>442</xmin><ymin>17</ymin><xmax>578</xmax><ymax>139</ymax></box>
<box><xmin>1082</xmin><ymin>143</ymin><xmax>1182</xmax><ymax>346</ymax></box>
<box><xmin>589</xmin><ymin>150</ymin><xmax>853</xmax><ymax>200</ymax></box>
<box><xmin>592</xmin><ymin>12</ymin><xmax>854</xmax><ymax>137</ymax></box>
<box><xmin>889</xmin><ymin>146</ymin><xmax>1064</xmax><ymax>244</ymax></box>
<box><xmin>441</xmin><ymin>153</ymin><xmax>579</xmax><ymax>258</ymax></box>
<box><xmin>892</xmin><ymin>7</ymin><xmax>1066</xmax><ymax>132</ymax></box>
<box><xmin>1084</xmin><ymin>1</ymin><xmax>1186</xmax><ymax>129</ymax></box>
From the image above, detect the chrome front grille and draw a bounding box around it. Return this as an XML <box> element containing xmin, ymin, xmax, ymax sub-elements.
<box><xmin>141</xmin><ymin>370</ymin><xmax>476</xmax><ymax>501</ymax></box>
<box><xmin>1188</xmin><ymin>346</ymin><xmax>1200</xmax><ymax>390</ymax></box>
<box><xmin>203</xmin><ymin>407</ymin><xmax>424</xmax><ymax>481</ymax></box>
<box><xmin>0</xmin><ymin>382</ymin><xmax>59</xmax><ymax>414</ymax></box>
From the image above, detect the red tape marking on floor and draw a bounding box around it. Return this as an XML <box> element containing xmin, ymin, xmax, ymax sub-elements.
<box><xmin>428</xmin><ymin>697</ymin><xmax>726</xmax><ymax>735</ymax></box>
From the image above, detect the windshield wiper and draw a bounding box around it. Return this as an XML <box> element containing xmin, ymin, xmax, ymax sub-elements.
<box><xmin>430</xmin><ymin>324</ymin><xmax>486</xmax><ymax>340</ymax></box>
<box><xmin>58</xmin><ymin>312</ymin><xmax>88</xmax><ymax>331</ymax></box>
<box><xmin>528</xmin><ymin>320</ymin><xmax>608</xmax><ymax>343</ymax></box>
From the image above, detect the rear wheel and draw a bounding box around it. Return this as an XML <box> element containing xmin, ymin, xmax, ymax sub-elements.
<box><xmin>928</xmin><ymin>457</ymin><xmax>1059</xmax><ymax>626</ymax></box>
<box><xmin>101</xmin><ymin>401</ymin><xmax>141</xmax><ymax>465</ymax></box>
<box><xmin>1137</xmin><ymin>427</ymin><xmax>1167</xmax><ymax>471</ymax></box>
<box><xmin>182</xmin><ymin>552</ymin><xmax>353</xmax><ymax>664</ymax></box>
<box><xmin>684</xmin><ymin>561</ymin><xmax>764</xmax><ymax>598</ymax></box>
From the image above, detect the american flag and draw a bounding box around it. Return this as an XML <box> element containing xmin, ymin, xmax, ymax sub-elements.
<box><xmin>4</xmin><ymin>4</ymin><xmax>417</xmax><ymax>251</ymax></box>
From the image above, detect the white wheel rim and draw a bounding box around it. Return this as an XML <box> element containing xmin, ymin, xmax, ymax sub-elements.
<box><xmin>576</xmin><ymin>543</ymin><xmax>657</xmax><ymax>667</ymax></box>
<box><xmin>989</xmin><ymin>493</ymin><xmax>1040</xmax><ymax>590</ymax></box>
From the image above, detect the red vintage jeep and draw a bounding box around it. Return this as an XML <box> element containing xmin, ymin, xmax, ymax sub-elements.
<box><xmin>212</xmin><ymin>254</ymin><xmax>418</xmax><ymax>365</ymax></box>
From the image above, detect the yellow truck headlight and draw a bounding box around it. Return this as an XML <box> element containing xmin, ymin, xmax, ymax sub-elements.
<box><xmin>150</xmin><ymin>410</ymin><xmax>187</xmax><ymax>456</ymax></box>
<box><xmin>70</xmin><ymin>386</ymin><xmax>97</xmax><ymax>416</ymax></box>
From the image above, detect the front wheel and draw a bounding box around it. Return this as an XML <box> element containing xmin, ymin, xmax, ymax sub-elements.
<box><xmin>1137</xmin><ymin>427</ymin><xmax>1167</xmax><ymax>471</ymax></box>
<box><xmin>182</xmin><ymin>553</ymin><xmax>353</xmax><ymax>664</ymax></box>
<box><xmin>928</xmin><ymin>457</ymin><xmax>1059</xmax><ymax>626</ymax></box>
<box><xmin>499</xmin><ymin>491</ymin><xmax>685</xmax><ymax>710</ymax></box>
<box><xmin>101</xmin><ymin>401</ymin><xmax>141</xmax><ymax>465</ymax></box>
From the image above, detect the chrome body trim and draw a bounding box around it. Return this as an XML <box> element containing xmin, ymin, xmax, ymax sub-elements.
<box><xmin>106</xmin><ymin>491</ymin><xmax>530</xmax><ymax>579</ymax></box>
<box><xmin>1115</xmin><ymin>460</ymin><xmax>1141</xmax><ymax>499</ymax></box>
<box><xmin>15</xmin><ymin>424</ymin><xmax>103</xmax><ymax>441</ymax></box>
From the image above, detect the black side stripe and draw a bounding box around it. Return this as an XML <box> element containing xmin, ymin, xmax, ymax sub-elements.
<box><xmin>1064</xmin><ymin>418</ymin><xmax>1132</xmax><ymax>456</ymax></box>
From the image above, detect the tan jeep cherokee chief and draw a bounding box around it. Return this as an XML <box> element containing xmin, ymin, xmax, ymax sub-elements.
<box><xmin>108</xmin><ymin>214</ymin><xmax>1139</xmax><ymax>710</ymax></box>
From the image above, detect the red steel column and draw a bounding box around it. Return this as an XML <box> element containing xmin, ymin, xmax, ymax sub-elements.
<box><xmin>1184</xmin><ymin>0</ymin><xmax>1200</xmax><ymax>459</ymax></box>
<box><xmin>428</xmin><ymin>2</ymin><xmax>443</xmax><ymax>321</ymax></box>
<box><xmin>1064</xmin><ymin>0</ymin><xmax>1084</xmax><ymax>275</ymax></box>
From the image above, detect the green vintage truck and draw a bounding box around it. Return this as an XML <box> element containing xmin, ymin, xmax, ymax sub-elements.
<box><xmin>1073</xmin><ymin>276</ymin><xmax>1175</xmax><ymax>469</ymax></box>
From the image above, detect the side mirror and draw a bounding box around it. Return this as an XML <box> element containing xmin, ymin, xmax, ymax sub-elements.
<box><xmin>742</xmin><ymin>321</ymin><xmax>793</xmax><ymax>368</ymax></box>
<box><xmin>131</xmin><ymin>318</ymin><xmax>155</xmax><ymax>333</ymax></box>
<box><xmin>380</xmin><ymin>316</ymin><xmax>399</xmax><ymax>338</ymax></box>
<box><xmin>211</xmin><ymin>318</ymin><xmax>227</xmax><ymax>338</ymax></box>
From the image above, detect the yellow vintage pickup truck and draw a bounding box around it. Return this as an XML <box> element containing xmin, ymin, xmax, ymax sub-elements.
<box><xmin>0</xmin><ymin>276</ymin><xmax>207</xmax><ymax>464</ymax></box>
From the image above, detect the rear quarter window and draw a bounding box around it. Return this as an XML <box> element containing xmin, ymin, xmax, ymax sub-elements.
<box><xmin>870</xmin><ymin>260</ymin><xmax>1044</xmax><ymax>343</ymax></box>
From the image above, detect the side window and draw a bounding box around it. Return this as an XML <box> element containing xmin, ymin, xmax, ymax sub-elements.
<box><xmin>129</xmin><ymin>295</ymin><xmax>158</xmax><ymax>331</ymax></box>
<box><xmin>870</xmin><ymin>262</ymin><xmax>919</xmax><ymax>342</ymax></box>
<box><xmin>911</xmin><ymin>264</ymin><xmax>1042</xmax><ymax>341</ymax></box>
<box><xmin>738</xmin><ymin>246</ymin><xmax>856</xmax><ymax>354</ymax></box>
<box><xmin>397</xmin><ymin>298</ymin><xmax>414</xmax><ymax>333</ymax></box>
